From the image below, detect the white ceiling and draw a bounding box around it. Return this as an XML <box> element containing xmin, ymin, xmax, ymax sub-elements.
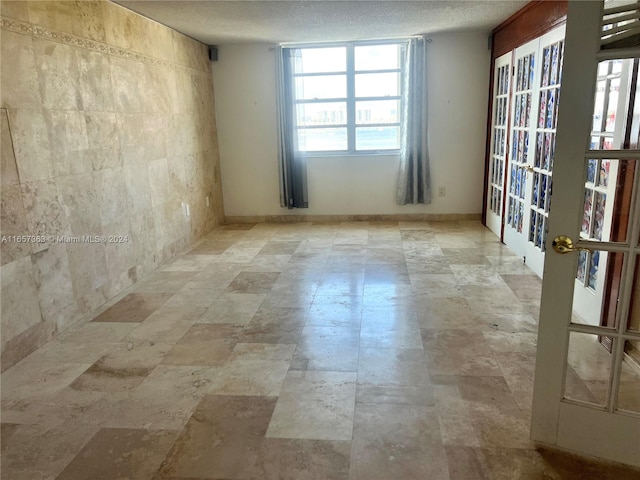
<box><xmin>115</xmin><ymin>0</ymin><xmax>528</xmax><ymax>45</ymax></box>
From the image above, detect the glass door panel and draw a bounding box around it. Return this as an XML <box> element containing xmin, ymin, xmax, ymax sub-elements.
<box><xmin>562</xmin><ymin>246</ymin><xmax>640</xmax><ymax>414</ymax></box>
<box><xmin>523</xmin><ymin>27</ymin><xmax>566</xmax><ymax>278</ymax></box>
<box><xmin>618</xmin><ymin>339</ymin><xmax>640</xmax><ymax>415</ymax></box>
<box><xmin>572</xmin><ymin>158</ymin><xmax>627</xmax><ymax>327</ymax></box>
<box><xmin>628</xmin><ymin>256</ymin><xmax>640</xmax><ymax>333</ymax></box>
<box><xmin>504</xmin><ymin>38</ymin><xmax>539</xmax><ymax>258</ymax></box>
<box><xmin>532</xmin><ymin>2</ymin><xmax>640</xmax><ymax>467</ymax></box>
<box><xmin>564</xmin><ymin>330</ymin><xmax>614</xmax><ymax>407</ymax></box>
<box><xmin>539</xmin><ymin>155</ymin><xmax>640</xmax><ymax>464</ymax></box>
<box><xmin>573</xmin><ymin>59</ymin><xmax>635</xmax><ymax>333</ymax></box>
<box><xmin>486</xmin><ymin>52</ymin><xmax>511</xmax><ymax>237</ymax></box>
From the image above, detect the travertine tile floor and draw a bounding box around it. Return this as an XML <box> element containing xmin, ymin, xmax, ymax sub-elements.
<box><xmin>2</xmin><ymin>221</ymin><xmax>640</xmax><ymax>479</ymax></box>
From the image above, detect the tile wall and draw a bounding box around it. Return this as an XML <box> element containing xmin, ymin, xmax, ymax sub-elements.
<box><xmin>0</xmin><ymin>0</ymin><xmax>224</xmax><ymax>370</ymax></box>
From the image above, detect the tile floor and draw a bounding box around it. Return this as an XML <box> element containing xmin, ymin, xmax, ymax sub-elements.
<box><xmin>2</xmin><ymin>221</ymin><xmax>640</xmax><ymax>479</ymax></box>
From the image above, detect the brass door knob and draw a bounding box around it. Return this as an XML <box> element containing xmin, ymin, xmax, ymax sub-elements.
<box><xmin>552</xmin><ymin>235</ymin><xmax>592</xmax><ymax>254</ymax></box>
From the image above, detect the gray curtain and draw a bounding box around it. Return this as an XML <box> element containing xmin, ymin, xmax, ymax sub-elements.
<box><xmin>276</xmin><ymin>46</ymin><xmax>308</xmax><ymax>209</ymax></box>
<box><xmin>397</xmin><ymin>37</ymin><xmax>431</xmax><ymax>205</ymax></box>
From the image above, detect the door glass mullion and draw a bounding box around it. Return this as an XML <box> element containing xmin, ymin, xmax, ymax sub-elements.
<box><xmin>534</xmin><ymin>3</ymin><xmax>640</xmax><ymax>459</ymax></box>
<box><xmin>609</xmin><ymin>330</ymin><xmax>628</xmax><ymax>412</ymax></box>
<box><xmin>628</xmin><ymin>165</ymin><xmax>640</xmax><ymax>251</ymax></box>
<box><xmin>565</xmin><ymin>51</ymin><xmax>640</xmax><ymax>413</ymax></box>
<box><xmin>620</xmin><ymin>276</ymin><xmax>640</xmax><ymax>416</ymax></box>
<box><xmin>614</xmin><ymin>168</ymin><xmax>640</xmax><ymax>333</ymax></box>
<box><xmin>530</xmin><ymin>38</ymin><xmax>563</xmax><ymax>253</ymax></box>
<box><xmin>508</xmin><ymin>49</ymin><xmax>537</xmax><ymax>236</ymax></box>
<box><xmin>617</xmin><ymin>339</ymin><xmax>640</xmax><ymax>415</ymax></box>
<box><xmin>586</xmin><ymin>150</ymin><xmax>640</xmax><ymax>159</ymax></box>
<box><xmin>489</xmin><ymin>60</ymin><xmax>510</xmax><ymax>219</ymax></box>
<box><xmin>608</xmin><ymin>147</ymin><xmax>640</xmax><ymax>412</ymax></box>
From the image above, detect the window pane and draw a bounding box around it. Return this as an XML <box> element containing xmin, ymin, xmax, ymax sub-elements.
<box><xmin>297</xmin><ymin>102</ymin><xmax>346</xmax><ymax>126</ymax></box>
<box><xmin>589</xmin><ymin>58</ymin><xmax>636</xmax><ymax>150</ymax></box>
<box><xmin>627</xmin><ymin>256</ymin><xmax>640</xmax><ymax>333</ymax></box>
<box><xmin>617</xmin><ymin>339</ymin><xmax>640</xmax><ymax>414</ymax></box>
<box><xmin>563</xmin><ymin>331</ymin><xmax>612</xmax><ymax>407</ymax></box>
<box><xmin>298</xmin><ymin>128</ymin><xmax>347</xmax><ymax>151</ymax></box>
<box><xmin>593</xmin><ymin>80</ymin><xmax>606</xmax><ymax>132</ymax></box>
<box><xmin>295</xmin><ymin>75</ymin><xmax>346</xmax><ymax>100</ymax></box>
<box><xmin>611</xmin><ymin>59</ymin><xmax>623</xmax><ymax>74</ymax></box>
<box><xmin>355</xmin><ymin>100</ymin><xmax>400</xmax><ymax>124</ymax></box>
<box><xmin>355</xmin><ymin>44</ymin><xmax>401</xmax><ymax>71</ymax></box>
<box><xmin>597</xmin><ymin>61</ymin><xmax>610</xmax><ymax>76</ymax></box>
<box><xmin>296</xmin><ymin>47</ymin><xmax>346</xmax><ymax>73</ymax></box>
<box><xmin>355</xmin><ymin>73</ymin><xmax>400</xmax><ymax>97</ymax></box>
<box><xmin>355</xmin><ymin>126</ymin><xmax>400</xmax><ymax>150</ymax></box>
<box><xmin>605</xmin><ymin>78</ymin><xmax>620</xmax><ymax>133</ymax></box>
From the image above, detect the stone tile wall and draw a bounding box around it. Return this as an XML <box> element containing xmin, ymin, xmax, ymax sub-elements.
<box><xmin>0</xmin><ymin>1</ymin><xmax>224</xmax><ymax>370</ymax></box>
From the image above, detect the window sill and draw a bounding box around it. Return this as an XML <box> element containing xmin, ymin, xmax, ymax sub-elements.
<box><xmin>302</xmin><ymin>150</ymin><xmax>401</xmax><ymax>158</ymax></box>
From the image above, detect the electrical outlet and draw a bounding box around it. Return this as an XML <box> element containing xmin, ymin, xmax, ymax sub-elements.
<box><xmin>438</xmin><ymin>186</ymin><xmax>446</xmax><ymax>197</ymax></box>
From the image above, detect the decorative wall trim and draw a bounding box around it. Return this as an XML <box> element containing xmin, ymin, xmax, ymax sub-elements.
<box><xmin>491</xmin><ymin>1</ymin><xmax>568</xmax><ymax>59</ymax></box>
<box><xmin>0</xmin><ymin>15</ymin><xmax>209</xmax><ymax>75</ymax></box>
<box><xmin>224</xmin><ymin>214</ymin><xmax>482</xmax><ymax>224</ymax></box>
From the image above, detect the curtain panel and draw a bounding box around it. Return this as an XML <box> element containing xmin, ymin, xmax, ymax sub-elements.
<box><xmin>276</xmin><ymin>47</ymin><xmax>308</xmax><ymax>209</ymax></box>
<box><xmin>397</xmin><ymin>37</ymin><xmax>431</xmax><ymax>205</ymax></box>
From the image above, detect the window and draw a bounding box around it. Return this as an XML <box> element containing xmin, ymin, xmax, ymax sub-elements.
<box><xmin>291</xmin><ymin>41</ymin><xmax>405</xmax><ymax>154</ymax></box>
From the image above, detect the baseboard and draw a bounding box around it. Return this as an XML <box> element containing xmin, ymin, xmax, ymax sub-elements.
<box><xmin>223</xmin><ymin>213</ymin><xmax>482</xmax><ymax>224</ymax></box>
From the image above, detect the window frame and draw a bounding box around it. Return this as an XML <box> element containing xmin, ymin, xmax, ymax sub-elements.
<box><xmin>289</xmin><ymin>39</ymin><xmax>407</xmax><ymax>156</ymax></box>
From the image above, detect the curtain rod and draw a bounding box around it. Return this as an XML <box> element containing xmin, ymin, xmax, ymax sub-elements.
<box><xmin>271</xmin><ymin>37</ymin><xmax>432</xmax><ymax>50</ymax></box>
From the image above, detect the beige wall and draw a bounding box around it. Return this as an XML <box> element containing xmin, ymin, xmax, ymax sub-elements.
<box><xmin>212</xmin><ymin>33</ymin><xmax>490</xmax><ymax>217</ymax></box>
<box><xmin>0</xmin><ymin>1</ymin><xmax>224</xmax><ymax>370</ymax></box>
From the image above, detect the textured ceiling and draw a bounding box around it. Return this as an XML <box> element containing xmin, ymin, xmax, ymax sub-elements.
<box><xmin>115</xmin><ymin>0</ymin><xmax>528</xmax><ymax>45</ymax></box>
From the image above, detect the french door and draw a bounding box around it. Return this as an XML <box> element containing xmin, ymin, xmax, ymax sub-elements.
<box><xmin>522</xmin><ymin>27</ymin><xmax>565</xmax><ymax>277</ymax></box>
<box><xmin>486</xmin><ymin>52</ymin><xmax>511</xmax><ymax>236</ymax></box>
<box><xmin>531</xmin><ymin>1</ymin><xmax>640</xmax><ymax>466</ymax></box>
<box><xmin>503</xmin><ymin>38</ymin><xmax>539</xmax><ymax>258</ymax></box>
<box><xmin>503</xmin><ymin>26</ymin><xmax>565</xmax><ymax>278</ymax></box>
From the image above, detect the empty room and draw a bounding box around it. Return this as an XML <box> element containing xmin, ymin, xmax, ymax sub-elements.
<box><xmin>1</xmin><ymin>0</ymin><xmax>640</xmax><ymax>479</ymax></box>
